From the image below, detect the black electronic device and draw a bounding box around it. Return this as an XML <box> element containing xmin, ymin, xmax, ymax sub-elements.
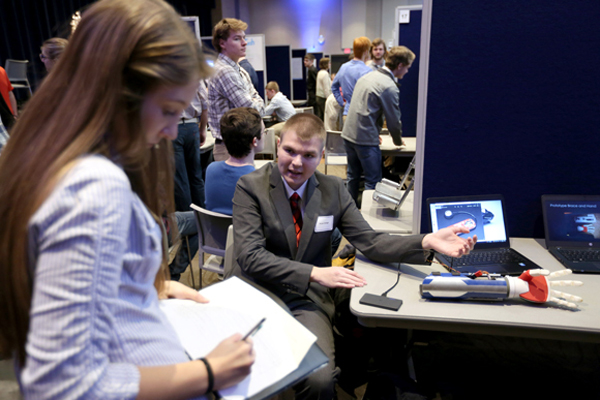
<box><xmin>359</xmin><ymin>293</ymin><xmax>403</xmax><ymax>311</ymax></box>
<box><xmin>427</xmin><ymin>194</ymin><xmax>542</xmax><ymax>275</ymax></box>
<box><xmin>542</xmin><ymin>194</ymin><xmax>600</xmax><ymax>274</ymax></box>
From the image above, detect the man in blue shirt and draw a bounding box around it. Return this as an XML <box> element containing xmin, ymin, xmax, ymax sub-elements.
<box><xmin>331</xmin><ymin>36</ymin><xmax>373</xmax><ymax>118</ymax></box>
<box><xmin>205</xmin><ymin>107</ymin><xmax>265</xmax><ymax>215</ymax></box>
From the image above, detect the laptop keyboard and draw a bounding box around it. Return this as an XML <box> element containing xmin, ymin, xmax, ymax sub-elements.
<box><xmin>450</xmin><ymin>249</ymin><xmax>526</xmax><ymax>266</ymax></box>
<box><xmin>558</xmin><ymin>248</ymin><xmax>600</xmax><ymax>262</ymax></box>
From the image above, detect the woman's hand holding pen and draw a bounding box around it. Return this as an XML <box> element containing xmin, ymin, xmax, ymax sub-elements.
<box><xmin>205</xmin><ymin>333</ymin><xmax>256</xmax><ymax>390</ymax></box>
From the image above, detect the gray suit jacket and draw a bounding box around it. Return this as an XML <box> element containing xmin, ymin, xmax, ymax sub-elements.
<box><xmin>229</xmin><ymin>164</ymin><xmax>427</xmax><ymax>319</ymax></box>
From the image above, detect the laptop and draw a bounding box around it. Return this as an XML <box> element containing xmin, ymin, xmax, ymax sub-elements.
<box><xmin>426</xmin><ymin>194</ymin><xmax>541</xmax><ymax>275</ymax></box>
<box><xmin>541</xmin><ymin>194</ymin><xmax>600</xmax><ymax>274</ymax></box>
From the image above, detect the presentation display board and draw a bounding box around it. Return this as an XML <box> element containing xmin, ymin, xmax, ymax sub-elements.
<box><xmin>181</xmin><ymin>16</ymin><xmax>200</xmax><ymax>41</ymax></box>
<box><xmin>291</xmin><ymin>49</ymin><xmax>307</xmax><ymax>101</ymax></box>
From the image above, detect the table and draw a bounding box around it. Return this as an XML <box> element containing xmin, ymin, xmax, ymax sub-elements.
<box><xmin>254</xmin><ymin>160</ymin><xmax>274</xmax><ymax>169</ymax></box>
<box><xmin>360</xmin><ymin>189</ymin><xmax>413</xmax><ymax>234</ymax></box>
<box><xmin>350</xmin><ymin>238</ymin><xmax>600</xmax><ymax>343</ymax></box>
<box><xmin>379</xmin><ymin>135</ymin><xmax>415</xmax><ymax>157</ymax></box>
<box><xmin>291</xmin><ymin>100</ymin><xmax>307</xmax><ymax>107</ymax></box>
<box><xmin>200</xmin><ymin>134</ymin><xmax>215</xmax><ymax>154</ymax></box>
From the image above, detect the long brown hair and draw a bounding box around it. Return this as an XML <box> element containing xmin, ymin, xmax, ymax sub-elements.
<box><xmin>0</xmin><ymin>0</ymin><xmax>210</xmax><ymax>365</ymax></box>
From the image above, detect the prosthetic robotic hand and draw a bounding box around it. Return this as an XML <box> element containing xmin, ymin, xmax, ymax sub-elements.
<box><xmin>420</xmin><ymin>269</ymin><xmax>583</xmax><ymax>309</ymax></box>
<box><xmin>517</xmin><ymin>269</ymin><xmax>583</xmax><ymax>308</ymax></box>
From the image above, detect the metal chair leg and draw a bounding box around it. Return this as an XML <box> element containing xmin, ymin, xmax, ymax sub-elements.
<box><xmin>185</xmin><ymin>236</ymin><xmax>195</xmax><ymax>289</ymax></box>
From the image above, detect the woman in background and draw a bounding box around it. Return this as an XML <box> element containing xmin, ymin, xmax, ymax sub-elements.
<box><xmin>39</xmin><ymin>37</ymin><xmax>68</xmax><ymax>72</ymax></box>
<box><xmin>0</xmin><ymin>0</ymin><xmax>254</xmax><ymax>399</ymax></box>
<box><xmin>315</xmin><ymin>57</ymin><xmax>331</xmax><ymax>121</ymax></box>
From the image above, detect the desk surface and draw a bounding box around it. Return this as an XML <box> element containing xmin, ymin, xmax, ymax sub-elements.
<box><xmin>291</xmin><ymin>100</ymin><xmax>307</xmax><ymax>107</ymax></box>
<box><xmin>201</xmin><ymin>134</ymin><xmax>215</xmax><ymax>154</ymax></box>
<box><xmin>380</xmin><ymin>135</ymin><xmax>415</xmax><ymax>157</ymax></box>
<box><xmin>360</xmin><ymin>189</ymin><xmax>413</xmax><ymax>234</ymax></box>
<box><xmin>350</xmin><ymin>238</ymin><xmax>600</xmax><ymax>342</ymax></box>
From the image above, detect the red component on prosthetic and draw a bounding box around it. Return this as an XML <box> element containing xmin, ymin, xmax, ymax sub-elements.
<box><xmin>518</xmin><ymin>270</ymin><xmax>550</xmax><ymax>303</ymax></box>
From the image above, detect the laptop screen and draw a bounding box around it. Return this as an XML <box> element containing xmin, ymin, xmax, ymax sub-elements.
<box><xmin>428</xmin><ymin>196</ymin><xmax>508</xmax><ymax>245</ymax></box>
<box><xmin>542</xmin><ymin>195</ymin><xmax>600</xmax><ymax>246</ymax></box>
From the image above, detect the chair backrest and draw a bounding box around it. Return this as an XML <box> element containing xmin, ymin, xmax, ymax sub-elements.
<box><xmin>325</xmin><ymin>130</ymin><xmax>345</xmax><ymax>157</ymax></box>
<box><xmin>256</xmin><ymin>127</ymin><xmax>276</xmax><ymax>159</ymax></box>
<box><xmin>5</xmin><ymin>60</ymin><xmax>29</xmax><ymax>83</ymax></box>
<box><xmin>191</xmin><ymin>204</ymin><xmax>232</xmax><ymax>258</ymax></box>
<box><xmin>294</xmin><ymin>106</ymin><xmax>314</xmax><ymax>114</ymax></box>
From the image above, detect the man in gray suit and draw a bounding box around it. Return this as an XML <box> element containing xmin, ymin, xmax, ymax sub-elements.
<box><xmin>230</xmin><ymin>113</ymin><xmax>476</xmax><ymax>399</ymax></box>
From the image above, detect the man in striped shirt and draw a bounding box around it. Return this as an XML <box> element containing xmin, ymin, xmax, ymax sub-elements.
<box><xmin>208</xmin><ymin>18</ymin><xmax>265</xmax><ymax>161</ymax></box>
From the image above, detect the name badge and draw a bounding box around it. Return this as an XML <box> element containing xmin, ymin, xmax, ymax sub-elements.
<box><xmin>315</xmin><ymin>215</ymin><xmax>334</xmax><ymax>233</ymax></box>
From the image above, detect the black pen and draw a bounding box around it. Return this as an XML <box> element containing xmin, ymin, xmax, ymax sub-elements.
<box><xmin>242</xmin><ymin>317</ymin><xmax>266</xmax><ymax>341</ymax></box>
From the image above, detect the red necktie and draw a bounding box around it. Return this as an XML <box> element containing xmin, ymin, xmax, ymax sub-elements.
<box><xmin>290</xmin><ymin>193</ymin><xmax>303</xmax><ymax>247</ymax></box>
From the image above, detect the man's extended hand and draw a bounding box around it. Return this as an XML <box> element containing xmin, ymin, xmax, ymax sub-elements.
<box><xmin>310</xmin><ymin>266</ymin><xmax>367</xmax><ymax>289</ymax></box>
<box><xmin>422</xmin><ymin>225</ymin><xmax>477</xmax><ymax>258</ymax></box>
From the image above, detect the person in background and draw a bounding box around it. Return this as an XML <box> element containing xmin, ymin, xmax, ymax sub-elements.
<box><xmin>0</xmin><ymin>1</ymin><xmax>255</xmax><ymax>398</ymax></box>
<box><xmin>0</xmin><ymin>66</ymin><xmax>17</xmax><ymax>121</ymax></box>
<box><xmin>304</xmin><ymin>53</ymin><xmax>317</xmax><ymax>111</ymax></box>
<box><xmin>0</xmin><ymin>115</ymin><xmax>8</xmax><ymax>154</ymax></box>
<box><xmin>174</xmin><ymin>79</ymin><xmax>207</xmax><ymax>212</ymax></box>
<box><xmin>205</xmin><ymin>107</ymin><xmax>264</xmax><ymax>215</ymax></box>
<box><xmin>238</xmin><ymin>56</ymin><xmax>260</xmax><ymax>95</ymax></box>
<box><xmin>169</xmin><ymin>79</ymin><xmax>208</xmax><ymax>281</ymax></box>
<box><xmin>40</xmin><ymin>37</ymin><xmax>68</xmax><ymax>72</ymax></box>
<box><xmin>331</xmin><ymin>36</ymin><xmax>372</xmax><ymax>119</ymax></box>
<box><xmin>264</xmin><ymin>81</ymin><xmax>296</xmax><ymax>137</ymax></box>
<box><xmin>366</xmin><ymin>38</ymin><xmax>387</xmax><ymax>71</ymax></box>
<box><xmin>315</xmin><ymin>57</ymin><xmax>331</xmax><ymax>121</ymax></box>
<box><xmin>324</xmin><ymin>73</ymin><xmax>343</xmax><ymax>131</ymax></box>
<box><xmin>208</xmin><ymin>18</ymin><xmax>264</xmax><ymax>161</ymax></box>
<box><xmin>342</xmin><ymin>46</ymin><xmax>415</xmax><ymax>205</ymax></box>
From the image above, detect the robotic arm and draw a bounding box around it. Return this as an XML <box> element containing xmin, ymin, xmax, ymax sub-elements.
<box><xmin>420</xmin><ymin>269</ymin><xmax>583</xmax><ymax>309</ymax></box>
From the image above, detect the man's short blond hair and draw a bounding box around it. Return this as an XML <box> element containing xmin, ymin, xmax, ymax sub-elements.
<box><xmin>212</xmin><ymin>18</ymin><xmax>248</xmax><ymax>53</ymax></box>
<box><xmin>265</xmin><ymin>81</ymin><xmax>279</xmax><ymax>92</ymax></box>
<box><xmin>385</xmin><ymin>46</ymin><xmax>416</xmax><ymax>71</ymax></box>
<box><xmin>280</xmin><ymin>113</ymin><xmax>326</xmax><ymax>149</ymax></box>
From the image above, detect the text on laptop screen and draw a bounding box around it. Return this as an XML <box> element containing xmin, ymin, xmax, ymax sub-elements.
<box><xmin>429</xmin><ymin>200</ymin><xmax>506</xmax><ymax>243</ymax></box>
<box><xmin>544</xmin><ymin>200</ymin><xmax>600</xmax><ymax>243</ymax></box>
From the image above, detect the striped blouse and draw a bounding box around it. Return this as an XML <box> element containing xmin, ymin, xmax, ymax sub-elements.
<box><xmin>18</xmin><ymin>155</ymin><xmax>197</xmax><ymax>400</ymax></box>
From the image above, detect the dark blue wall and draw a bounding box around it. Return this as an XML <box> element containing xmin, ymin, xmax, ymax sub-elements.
<box><xmin>266</xmin><ymin>46</ymin><xmax>292</xmax><ymax>99</ymax></box>
<box><xmin>398</xmin><ymin>10</ymin><xmax>422</xmax><ymax>137</ymax></box>
<box><xmin>421</xmin><ymin>1</ymin><xmax>600</xmax><ymax>238</ymax></box>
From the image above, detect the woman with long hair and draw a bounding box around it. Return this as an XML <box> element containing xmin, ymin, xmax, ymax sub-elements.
<box><xmin>0</xmin><ymin>0</ymin><xmax>254</xmax><ymax>398</ymax></box>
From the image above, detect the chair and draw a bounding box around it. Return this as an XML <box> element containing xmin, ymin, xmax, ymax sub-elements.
<box><xmin>223</xmin><ymin>225</ymin><xmax>235</xmax><ymax>278</ymax></box>
<box><xmin>190</xmin><ymin>204</ymin><xmax>232</xmax><ymax>288</ymax></box>
<box><xmin>255</xmin><ymin>127</ymin><xmax>276</xmax><ymax>169</ymax></box>
<box><xmin>169</xmin><ymin>235</ymin><xmax>196</xmax><ymax>288</ymax></box>
<box><xmin>256</xmin><ymin>127</ymin><xmax>276</xmax><ymax>160</ymax></box>
<box><xmin>294</xmin><ymin>106</ymin><xmax>314</xmax><ymax>114</ymax></box>
<box><xmin>324</xmin><ymin>130</ymin><xmax>347</xmax><ymax>174</ymax></box>
<box><xmin>4</xmin><ymin>60</ymin><xmax>32</xmax><ymax>95</ymax></box>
